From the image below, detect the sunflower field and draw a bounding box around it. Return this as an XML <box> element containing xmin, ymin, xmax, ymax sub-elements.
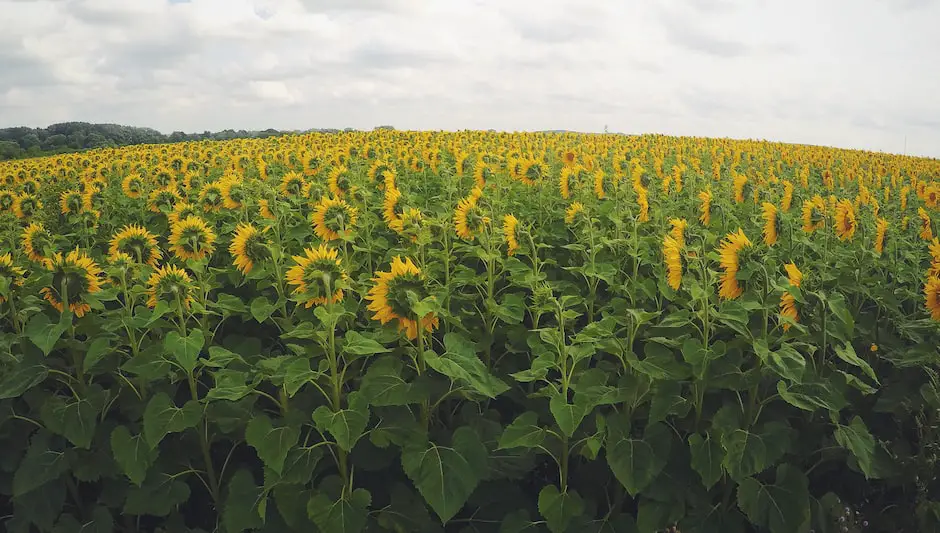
<box><xmin>1</xmin><ymin>131</ymin><xmax>940</xmax><ymax>533</ymax></box>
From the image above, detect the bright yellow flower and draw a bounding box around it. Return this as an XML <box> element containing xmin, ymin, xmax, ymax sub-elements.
<box><xmin>229</xmin><ymin>223</ymin><xmax>269</xmax><ymax>275</ymax></box>
<box><xmin>285</xmin><ymin>245</ymin><xmax>347</xmax><ymax>307</ymax></box>
<box><xmin>565</xmin><ymin>201</ymin><xmax>584</xmax><ymax>225</ymax></box>
<box><xmin>22</xmin><ymin>222</ymin><xmax>53</xmax><ymax>263</ymax></box>
<box><xmin>801</xmin><ymin>195</ymin><xmax>826</xmax><ymax>233</ymax></box>
<box><xmin>40</xmin><ymin>249</ymin><xmax>103</xmax><ymax>318</ymax></box>
<box><xmin>761</xmin><ymin>202</ymin><xmax>779</xmax><ymax>246</ymax></box>
<box><xmin>874</xmin><ymin>218</ymin><xmax>889</xmax><ymax>255</ymax></box>
<box><xmin>169</xmin><ymin>216</ymin><xmax>217</xmax><ymax>261</ymax></box>
<box><xmin>779</xmin><ymin>263</ymin><xmax>803</xmax><ymax>331</ymax></box>
<box><xmin>312</xmin><ymin>196</ymin><xmax>358</xmax><ymax>241</ymax></box>
<box><xmin>698</xmin><ymin>187</ymin><xmax>712</xmax><ymax>225</ymax></box>
<box><xmin>503</xmin><ymin>214</ymin><xmax>520</xmax><ymax>256</ymax></box>
<box><xmin>717</xmin><ymin>229</ymin><xmax>752</xmax><ymax>300</ymax></box>
<box><xmin>109</xmin><ymin>224</ymin><xmax>161</xmax><ymax>267</ymax></box>
<box><xmin>925</xmin><ymin>276</ymin><xmax>940</xmax><ymax>321</ymax></box>
<box><xmin>146</xmin><ymin>264</ymin><xmax>195</xmax><ymax>309</ymax></box>
<box><xmin>0</xmin><ymin>253</ymin><xmax>26</xmax><ymax>303</ymax></box>
<box><xmin>834</xmin><ymin>199</ymin><xmax>857</xmax><ymax>241</ymax></box>
<box><xmin>366</xmin><ymin>256</ymin><xmax>439</xmax><ymax>340</ymax></box>
<box><xmin>781</xmin><ymin>180</ymin><xmax>794</xmax><ymax>212</ymax></box>
<box><xmin>919</xmin><ymin>208</ymin><xmax>933</xmax><ymax>241</ymax></box>
<box><xmin>60</xmin><ymin>189</ymin><xmax>85</xmax><ymax>215</ymax></box>
<box><xmin>662</xmin><ymin>234</ymin><xmax>682</xmax><ymax>291</ymax></box>
<box><xmin>454</xmin><ymin>187</ymin><xmax>487</xmax><ymax>240</ymax></box>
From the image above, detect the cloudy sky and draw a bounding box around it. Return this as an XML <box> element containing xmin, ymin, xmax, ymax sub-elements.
<box><xmin>2</xmin><ymin>0</ymin><xmax>939</xmax><ymax>157</ymax></box>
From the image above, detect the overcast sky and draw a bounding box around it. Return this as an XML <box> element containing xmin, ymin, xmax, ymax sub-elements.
<box><xmin>2</xmin><ymin>0</ymin><xmax>939</xmax><ymax>157</ymax></box>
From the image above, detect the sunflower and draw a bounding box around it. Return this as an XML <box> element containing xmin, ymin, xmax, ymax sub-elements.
<box><xmin>781</xmin><ymin>180</ymin><xmax>794</xmax><ymax>212</ymax></box>
<box><xmin>146</xmin><ymin>264</ymin><xmax>195</xmax><ymax>309</ymax></box>
<box><xmin>779</xmin><ymin>263</ymin><xmax>803</xmax><ymax>331</ymax></box>
<box><xmin>503</xmin><ymin>214</ymin><xmax>520</xmax><ymax>256</ymax></box>
<box><xmin>832</xmin><ymin>199</ymin><xmax>857</xmax><ymax>241</ymax></box>
<box><xmin>733</xmin><ymin>174</ymin><xmax>748</xmax><ymax>204</ymax></box>
<box><xmin>368</xmin><ymin>160</ymin><xmax>392</xmax><ymax>183</ymax></box>
<box><xmin>13</xmin><ymin>193</ymin><xmax>41</xmax><ymax>219</ymax></box>
<box><xmin>383</xmin><ymin>186</ymin><xmax>403</xmax><ymax>231</ymax></box>
<box><xmin>717</xmin><ymin>229</ymin><xmax>752</xmax><ymax>300</ymax></box>
<box><xmin>637</xmin><ymin>189</ymin><xmax>650</xmax><ymax>223</ymax></box>
<box><xmin>60</xmin><ymin>189</ymin><xmax>85</xmax><ymax>215</ymax></box>
<box><xmin>108</xmin><ymin>224</ymin><xmax>161</xmax><ymax>267</ymax></box>
<box><xmin>328</xmin><ymin>165</ymin><xmax>351</xmax><ymax>198</ymax></box>
<box><xmin>22</xmin><ymin>222</ymin><xmax>53</xmax><ymax>263</ymax></box>
<box><xmin>928</xmin><ymin>239</ymin><xmax>940</xmax><ymax>277</ymax></box>
<box><xmin>0</xmin><ymin>253</ymin><xmax>26</xmax><ymax>303</ymax></box>
<box><xmin>258</xmin><ymin>199</ymin><xmax>276</xmax><ymax>220</ymax></box>
<box><xmin>229</xmin><ymin>223</ymin><xmax>269</xmax><ymax>275</ymax></box>
<box><xmin>20</xmin><ymin>178</ymin><xmax>40</xmax><ymax>195</ymax></box>
<box><xmin>698</xmin><ymin>187</ymin><xmax>712</xmax><ymax>225</ymax></box>
<box><xmin>279</xmin><ymin>172</ymin><xmax>307</xmax><ymax>198</ymax></box>
<box><xmin>285</xmin><ymin>244</ymin><xmax>347</xmax><ymax>307</ymax></box>
<box><xmin>148</xmin><ymin>187</ymin><xmax>181</xmax><ymax>214</ymax></box>
<box><xmin>107</xmin><ymin>252</ymin><xmax>136</xmax><ymax>285</ymax></box>
<box><xmin>562</xmin><ymin>150</ymin><xmax>577</xmax><ymax>167</ymax></box>
<box><xmin>82</xmin><ymin>188</ymin><xmax>104</xmax><ymax>214</ymax></box>
<box><xmin>874</xmin><ymin>218</ymin><xmax>889</xmax><ymax>255</ymax></box>
<box><xmin>925</xmin><ymin>276</ymin><xmax>940</xmax><ymax>321</ymax></box>
<box><xmin>593</xmin><ymin>169</ymin><xmax>606</xmax><ymax>200</ymax></box>
<box><xmin>219</xmin><ymin>175</ymin><xmax>247</xmax><ymax>209</ymax></box>
<box><xmin>761</xmin><ymin>202</ymin><xmax>779</xmax><ymax>246</ymax></box>
<box><xmin>366</xmin><ymin>256</ymin><xmax>439</xmax><ymax>340</ymax></box>
<box><xmin>669</xmin><ymin>218</ymin><xmax>687</xmax><ymax>248</ymax></box>
<box><xmin>40</xmin><ymin>249</ymin><xmax>103</xmax><ymax>318</ymax></box>
<box><xmin>198</xmin><ymin>182</ymin><xmax>224</xmax><ymax>213</ymax></box>
<box><xmin>565</xmin><ymin>201</ymin><xmax>585</xmax><ymax>225</ymax></box>
<box><xmin>919</xmin><ymin>208</ymin><xmax>933</xmax><ymax>241</ymax></box>
<box><xmin>473</xmin><ymin>159</ymin><xmax>492</xmax><ymax>190</ymax></box>
<box><xmin>559</xmin><ymin>166</ymin><xmax>574</xmax><ymax>200</ymax></box>
<box><xmin>801</xmin><ymin>195</ymin><xmax>826</xmax><ymax>233</ymax></box>
<box><xmin>312</xmin><ymin>196</ymin><xmax>358</xmax><ymax>241</ymax></box>
<box><xmin>169</xmin><ymin>216</ymin><xmax>217</xmax><ymax>261</ymax></box>
<box><xmin>454</xmin><ymin>187</ymin><xmax>488</xmax><ymax>240</ymax></box>
<box><xmin>662</xmin><ymin>234</ymin><xmax>683</xmax><ymax>291</ymax></box>
<box><xmin>0</xmin><ymin>189</ymin><xmax>16</xmax><ymax>212</ymax></box>
<box><xmin>121</xmin><ymin>175</ymin><xmax>144</xmax><ymax>199</ymax></box>
<box><xmin>167</xmin><ymin>202</ymin><xmax>199</xmax><ymax>226</ymax></box>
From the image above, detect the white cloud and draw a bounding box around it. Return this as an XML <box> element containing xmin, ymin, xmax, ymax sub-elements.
<box><xmin>0</xmin><ymin>0</ymin><xmax>938</xmax><ymax>156</ymax></box>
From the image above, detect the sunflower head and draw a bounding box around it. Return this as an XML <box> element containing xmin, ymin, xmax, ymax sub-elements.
<box><xmin>149</xmin><ymin>187</ymin><xmax>181</xmax><ymax>214</ymax></box>
<box><xmin>919</xmin><ymin>208</ymin><xmax>933</xmax><ymax>241</ymax></box>
<box><xmin>146</xmin><ymin>264</ymin><xmax>195</xmax><ymax>310</ymax></box>
<box><xmin>801</xmin><ymin>195</ymin><xmax>826</xmax><ymax>233</ymax></box>
<box><xmin>565</xmin><ymin>201</ymin><xmax>585</xmax><ymax>225</ymax></box>
<box><xmin>0</xmin><ymin>189</ymin><xmax>16</xmax><ymax>212</ymax></box>
<box><xmin>503</xmin><ymin>214</ymin><xmax>520</xmax><ymax>256</ymax></box>
<box><xmin>717</xmin><ymin>229</ymin><xmax>753</xmax><ymax>300</ymax></box>
<box><xmin>40</xmin><ymin>249</ymin><xmax>104</xmax><ymax>318</ymax></box>
<box><xmin>761</xmin><ymin>202</ymin><xmax>779</xmax><ymax>246</ymax></box>
<box><xmin>106</xmin><ymin>252</ymin><xmax>137</xmax><ymax>285</ymax></box>
<box><xmin>13</xmin><ymin>193</ymin><xmax>42</xmax><ymax>219</ymax></box>
<box><xmin>122</xmin><ymin>174</ymin><xmax>145</xmax><ymax>199</ymax></box>
<box><xmin>199</xmin><ymin>183</ymin><xmax>224</xmax><ymax>212</ymax></box>
<box><xmin>874</xmin><ymin>217</ymin><xmax>889</xmax><ymax>255</ymax></box>
<box><xmin>328</xmin><ymin>166</ymin><xmax>351</xmax><ymax>198</ymax></box>
<box><xmin>20</xmin><ymin>178</ymin><xmax>40</xmax><ymax>195</ymax></box>
<box><xmin>0</xmin><ymin>253</ymin><xmax>26</xmax><ymax>303</ymax></box>
<box><xmin>60</xmin><ymin>190</ymin><xmax>85</xmax><ymax>215</ymax></box>
<box><xmin>169</xmin><ymin>216</ymin><xmax>217</xmax><ymax>262</ymax></box>
<box><xmin>285</xmin><ymin>245</ymin><xmax>347</xmax><ymax>307</ymax></box>
<box><xmin>662</xmin><ymin>234</ymin><xmax>683</xmax><ymax>291</ymax></box>
<box><xmin>312</xmin><ymin>196</ymin><xmax>358</xmax><ymax>241</ymax></box>
<box><xmin>454</xmin><ymin>187</ymin><xmax>488</xmax><ymax>240</ymax></box>
<box><xmin>833</xmin><ymin>199</ymin><xmax>857</xmax><ymax>241</ymax></box>
<box><xmin>109</xmin><ymin>224</ymin><xmax>162</xmax><ymax>267</ymax></box>
<box><xmin>229</xmin><ymin>223</ymin><xmax>270</xmax><ymax>275</ymax></box>
<box><xmin>219</xmin><ymin>175</ymin><xmax>247</xmax><ymax>209</ymax></box>
<box><xmin>366</xmin><ymin>256</ymin><xmax>438</xmax><ymax>340</ymax></box>
<box><xmin>22</xmin><ymin>222</ymin><xmax>54</xmax><ymax>263</ymax></box>
<box><xmin>925</xmin><ymin>276</ymin><xmax>940</xmax><ymax>321</ymax></box>
<box><xmin>399</xmin><ymin>208</ymin><xmax>426</xmax><ymax>244</ymax></box>
<box><xmin>279</xmin><ymin>172</ymin><xmax>307</xmax><ymax>198</ymax></box>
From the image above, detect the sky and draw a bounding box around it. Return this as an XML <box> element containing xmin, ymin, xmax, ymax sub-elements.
<box><xmin>1</xmin><ymin>0</ymin><xmax>939</xmax><ymax>157</ymax></box>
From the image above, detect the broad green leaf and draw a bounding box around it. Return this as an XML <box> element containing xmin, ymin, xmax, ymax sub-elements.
<box><xmin>753</xmin><ymin>339</ymin><xmax>805</xmax><ymax>383</ymax></box>
<box><xmin>826</xmin><ymin>293</ymin><xmax>855</xmax><ymax>333</ymax></box>
<box><xmin>223</xmin><ymin>469</ymin><xmax>265</xmax><ymax>532</ymax></box>
<box><xmin>124</xmin><ymin>472</ymin><xmax>192</xmax><ymax>516</ymax></box>
<box><xmin>423</xmin><ymin>333</ymin><xmax>509</xmax><ymax>399</ymax></box>
<box><xmin>121</xmin><ymin>346</ymin><xmax>172</xmax><ymax>380</ymax></box>
<box><xmin>25</xmin><ymin>312</ymin><xmax>69</xmax><ymax>356</ymax></box>
<box><xmin>834</xmin><ymin>416</ymin><xmax>876</xmax><ymax>479</ymax></box>
<box><xmin>246</xmin><ymin>414</ymin><xmax>300</xmax><ymax>475</ymax></box>
<box><xmin>360</xmin><ymin>357</ymin><xmax>424</xmax><ymax>406</ymax></box>
<box><xmin>110</xmin><ymin>426</ymin><xmax>156</xmax><ymax>486</ymax></box>
<box><xmin>401</xmin><ymin>426</ymin><xmax>488</xmax><ymax>523</ymax></box>
<box><xmin>606</xmin><ymin>420</ymin><xmax>672</xmax><ymax>496</ymax></box>
<box><xmin>265</xmin><ymin>446</ymin><xmax>324</xmax><ymax>487</ymax></box>
<box><xmin>648</xmin><ymin>380</ymin><xmax>690</xmax><ymax>424</ymax></box>
<box><xmin>13</xmin><ymin>432</ymin><xmax>68</xmax><ymax>497</ymax></box>
<box><xmin>497</xmin><ymin>412</ymin><xmax>546</xmax><ymax>450</ymax></box>
<box><xmin>342</xmin><ymin>330</ymin><xmax>391</xmax><ymax>356</ymax></box>
<box><xmin>631</xmin><ymin>343</ymin><xmax>691</xmax><ymax>380</ymax></box>
<box><xmin>282</xmin><ymin>321</ymin><xmax>318</xmax><ymax>340</ymax></box>
<box><xmin>83</xmin><ymin>337</ymin><xmax>113</xmax><ymax>373</ymax></box>
<box><xmin>164</xmin><ymin>329</ymin><xmax>204</xmax><ymax>375</ymax></box>
<box><xmin>500</xmin><ymin>509</ymin><xmax>541</xmax><ymax>533</ymax></box>
<box><xmin>495</xmin><ymin>293</ymin><xmax>526</xmax><ymax>324</ymax></box>
<box><xmin>312</xmin><ymin>392</ymin><xmax>369</xmax><ymax>452</ymax></box>
<box><xmin>737</xmin><ymin>464</ymin><xmax>810</xmax><ymax>533</ymax></box>
<box><xmin>833</xmin><ymin>343</ymin><xmax>879</xmax><ymax>384</ymax></box>
<box><xmin>776</xmin><ymin>380</ymin><xmax>847</xmax><ymax>413</ymax></box>
<box><xmin>689</xmin><ymin>432</ymin><xmax>723</xmax><ymax>489</ymax></box>
<box><xmin>275</xmin><ymin>485</ymin><xmax>314</xmax><ymax>529</ymax></box>
<box><xmin>282</xmin><ymin>358</ymin><xmax>320</xmax><ymax>397</ymax></box>
<box><xmin>374</xmin><ymin>483</ymin><xmax>441</xmax><ymax>533</ymax></box>
<box><xmin>250</xmin><ymin>295</ymin><xmax>276</xmax><ymax>323</ymax></box>
<box><xmin>636</xmin><ymin>498</ymin><xmax>679</xmax><ymax>533</ymax></box>
<box><xmin>307</xmin><ymin>488</ymin><xmax>371</xmax><ymax>533</ymax></box>
<box><xmin>549</xmin><ymin>391</ymin><xmax>590</xmax><ymax>437</ymax></box>
<box><xmin>143</xmin><ymin>392</ymin><xmax>202</xmax><ymax>449</ymax></box>
<box><xmin>206</xmin><ymin>369</ymin><xmax>256</xmax><ymax>401</ymax></box>
<box><xmin>41</xmin><ymin>394</ymin><xmax>99</xmax><ymax>449</ymax></box>
<box><xmin>0</xmin><ymin>351</ymin><xmax>47</xmax><ymax>400</ymax></box>
<box><xmin>204</xmin><ymin>345</ymin><xmax>247</xmax><ymax>369</ymax></box>
<box><xmin>216</xmin><ymin>293</ymin><xmax>248</xmax><ymax>314</ymax></box>
<box><xmin>538</xmin><ymin>485</ymin><xmax>585</xmax><ymax>533</ymax></box>
<box><xmin>722</xmin><ymin>421</ymin><xmax>792</xmax><ymax>481</ymax></box>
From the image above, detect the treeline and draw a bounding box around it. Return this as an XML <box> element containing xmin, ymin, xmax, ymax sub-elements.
<box><xmin>0</xmin><ymin>122</ymin><xmax>296</xmax><ymax>161</ymax></box>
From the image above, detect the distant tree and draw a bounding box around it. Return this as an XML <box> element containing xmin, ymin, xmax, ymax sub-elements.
<box><xmin>374</xmin><ymin>125</ymin><xmax>395</xmax><ymax>131</ymax></box>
